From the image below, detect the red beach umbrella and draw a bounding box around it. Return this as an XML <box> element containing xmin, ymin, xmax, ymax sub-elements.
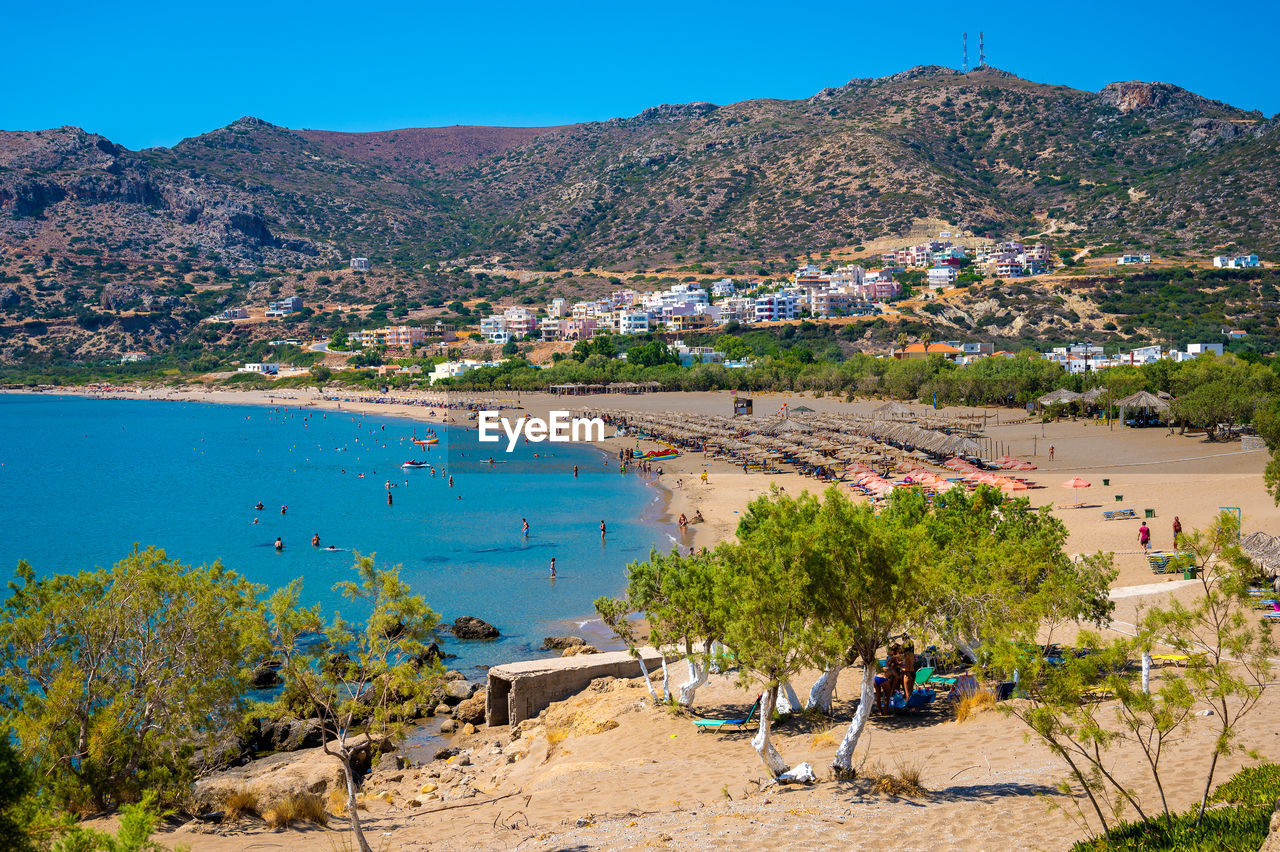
<box><xmin>1061</xmin><ymin>476</ymin><xmax>1091</xmax><ymax>489</ymax></box>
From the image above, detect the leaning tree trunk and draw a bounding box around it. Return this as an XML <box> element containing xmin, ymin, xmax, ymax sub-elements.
<box><xmin>677</xmin><ymin>654</ymin><xmax>708</xmax><ymax>707</ymax></box>
<box><xmin>775</xmin><ymin>680</ymin><xmax>802</xmax><ymax>715</ymax></box>
<box><xmin>1141</xmin><ymin>652</ymin><xmax>1151</xmax><ymax>695</ymax></box>
<box><xmin>341</xmin><ymin>752</ymin><xmax>372</xmax><ymax>852</ymax></box>
<box><xmin>659</xmin><ymin>656</ymin><xmax>672</xmax><ymax>703</ymax></box>
<box><xmin>708</xmin><ymin>640</ymin><xmax>726</xmax><ymax>673</ymax></box>
<box><xmin>805</xmin><ymin>666</ymin><xmax>841</xmax><ymax>713</ymax></box>
<box><xmin>832</xmin><ymin>662</ymin><xmax>877</xmax><ymax>778</ymax></box>
<box><xmin>751</xmin><ymin>684</ymin><xmax>789</xmax><ymax>776</ymax></box>
<box><xmin>635</xmin><ymin>652</ymin><xmax>659</xmax><ymax>702</ymax></box>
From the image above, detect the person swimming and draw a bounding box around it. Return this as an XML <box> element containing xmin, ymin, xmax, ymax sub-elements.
<box><xmin>255</xmin><ymin>501</ymin><xmax>265</xmax><ymax>511</ymax></box>
<box><xmin>280</xmin><ymin>504</ymin><xmax>288</xmax><ymax>515</ymax></box>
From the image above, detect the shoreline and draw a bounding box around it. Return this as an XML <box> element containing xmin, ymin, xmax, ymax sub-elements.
<box><xmin>12</xmin><ymin>385</ymin><xmax>1280</xmax><ymax>851</ymax></box>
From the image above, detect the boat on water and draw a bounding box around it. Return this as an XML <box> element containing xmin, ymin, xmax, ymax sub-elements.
<box><xmin>401</xmin><ymin>460</ymin><xmax>431</xmax><ymax>469</ymax></box>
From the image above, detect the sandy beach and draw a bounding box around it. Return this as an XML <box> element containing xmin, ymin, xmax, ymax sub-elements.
<box><xmin>33</xmin><ymin>385</ymin><xmax>1280</xmax><ymax>850</ymax></box>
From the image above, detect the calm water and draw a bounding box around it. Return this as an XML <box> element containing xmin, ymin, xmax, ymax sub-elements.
<box><xmin>0</xmin><ymin>394</ymin><xmax>666</xmax><ymax>672</ymax></box>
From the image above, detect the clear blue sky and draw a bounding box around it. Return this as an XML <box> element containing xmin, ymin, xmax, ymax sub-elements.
<box><xmin>4</xmin><ymin>0</ymin><xmax>1278</xmax><ymax>150</ymax></box>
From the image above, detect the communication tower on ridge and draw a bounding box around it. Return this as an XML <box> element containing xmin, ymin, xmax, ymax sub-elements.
<box><xmin>979</xmin><ymin>31</ymin><xmax>985</xmax><ymax>68</ymax></box>
<box><xmin>963</xmin><ymin>32</ymin><xmax>968</xmax><ymax>72</ymax></box>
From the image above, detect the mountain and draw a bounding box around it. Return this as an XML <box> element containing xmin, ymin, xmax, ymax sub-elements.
<box><xmin>0</xmin><ymin>65</ymin><xmax>1277</xmax><ymax>361</ymax></box>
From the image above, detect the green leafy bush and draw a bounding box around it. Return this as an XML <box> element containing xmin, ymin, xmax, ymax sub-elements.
<box><xmin>1071</xmin><ymin>764</ymin><xmax>1280</xmax><ymax>851</ymax></box>
<box><xmin>1210</xmin><ymin>763</ymin><xmax>1280</xmax><ymax>807</ymax></box>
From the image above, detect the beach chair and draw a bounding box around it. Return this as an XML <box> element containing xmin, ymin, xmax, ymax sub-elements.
<box><xmin>693</xmin><ymin>696</ymin><xmax>760</xmax><ymax>733</ymax></box>
<box><xmin>1103</xmin><ymin>508</ymin><xmax>1136</xmax><ymax>521</ymax></box>
<box><xmin>913</xmin><ymin>666</ymin><xmax>935</xmax><ymax>686</ymax></box>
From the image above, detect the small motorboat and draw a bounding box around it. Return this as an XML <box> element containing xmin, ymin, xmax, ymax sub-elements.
<box><xmin>401</xmin><ymin>460</ymin><xmax>430</xmax><ymax>469</ymax></box>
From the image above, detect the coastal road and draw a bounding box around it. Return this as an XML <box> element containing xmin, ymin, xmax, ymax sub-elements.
<box><xmin>310</xmin><ymin>340</ymin><xmax>330</xmax><ymax>353</ymax></box>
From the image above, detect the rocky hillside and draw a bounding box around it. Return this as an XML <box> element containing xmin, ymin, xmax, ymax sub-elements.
<box><xmin>0</xmin><ymin>65</ymin><xmax>1277</xmax><ymax>363</ymax></box>
<box><xmin>3</xmin><ymin>66</ymin><xmax>1276</xmax><ymax>273</ymax></box>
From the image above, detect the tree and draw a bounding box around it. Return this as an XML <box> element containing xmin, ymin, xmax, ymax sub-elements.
<box><xmin>608</xmin><ymin>549</ymin><xmax>724</xmax><ymax>708</ymax></box>
<box><xmin>1148</xmin><ymin>513</ymin><xmax>1274</xmax><ymax>824</ymax></box>
<box><xmin>994</xmin><ymin>512</ymin><xmax>1273</xmax><ymax>840</ymax></box>
<box><xmin>264</xmin><ymin>554</ymin><xmax>444</xmax><ymax>852</ymax></box>
<box><xmin>0</xmin><ymin>547</ymin><xmax>262</xmax><ymax>811</ymax></box>
<box><xmin>717</xmin><ymin>490</ymin><xmax>825</xmax><ymax>775</ymax></box>
<box><xmin>809</xmin><ymin>489</ymin><xmax>924</xmax><ymax>776</ymax></box>
<box><xmin>627</xmin><ymin>340</ymin><xmax>676</xmax><ymax>369</ymax></box>
<box><xmin>309</xmin><ymin>363</ymin><xmax>332</xmax><ymax>391</ymax></box>
<box><xmin>0</xmin><ymin>737</ymin><xmax>34</xmax><ymax>852</ymax></box>
<box><xmin>328</xmin><ymin>329</ymin><xmax>349</xmax><ymax>351</ymax></box>
<box><xmin>914</xmin><ymin>487</ymin><xmax>1114</xmax><ymax>662</ymax></box>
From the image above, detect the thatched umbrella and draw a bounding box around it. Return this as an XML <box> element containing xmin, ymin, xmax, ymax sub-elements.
<box><xmin>1115</xmin><ymin>390</ymin><xmax>1171</xmax><ymax>424</ymax></box>
<box><xmin>1115</xmin><ymin>390</ymin><xmax>1170</xmax><ymax>411</ymax></box>
<box><xmin>874</xmin><ymin>401</ymin><xmax>915</xmax><ymax>420</ymax></box>
<box><xmin>1038</xmin><ymin>388</ymin><xmax>1082</xmax><ymax>407</ymax></box>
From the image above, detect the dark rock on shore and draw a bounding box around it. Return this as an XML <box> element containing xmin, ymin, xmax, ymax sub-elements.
<box><xmin>542</xmin><ymin>636</ymin><xmax>585</xmax><ymax>650</ymax></box>
<box><xmin>452</xmin><ymin>616</ymin><xmax>499</xmax><ymax>640</ymax></box>
<box><xmin>415</xmin><ymin>640</ymin><xmax>451</xmax><ymax>667</ymax></box>
<box><xmin>249</xmin><ymin>659</ymin><xmax>283</xmax><ymax>689</ymax></box>
<box><xmin>252</xmin><ymin>717</ymin><xmax>325</xmax><ymax>753</ymax></box>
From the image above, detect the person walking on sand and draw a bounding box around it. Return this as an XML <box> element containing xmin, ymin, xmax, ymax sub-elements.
<box><xmin>700</xmin><ymin>470</ymin><xmax>709</xmax><ymax>486</ymax></box>
<box><xmin>550</xmin><ymin>557</ymin><xmax>557</xmax><ymax>579</ymax></box>
<box><xmin>1049</xmin><ymin>445</ymin><xmax>1055</xmax><ymax>461</ymax></box>
<box><xmin>1138</xmin><ymin>522</ymin><xmax>1151</xmax><ymax>553</ymax></box>
<box><xmin>1172</xmin><ymin>516</ymin><xmax>1183</xmax><ymax>546</ymax></box>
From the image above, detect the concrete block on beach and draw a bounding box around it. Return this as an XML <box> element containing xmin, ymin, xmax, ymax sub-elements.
<box><xmin>486</xmin><ymin>647</ymin><xmax>677</xmax><ymax>727</ymax></box>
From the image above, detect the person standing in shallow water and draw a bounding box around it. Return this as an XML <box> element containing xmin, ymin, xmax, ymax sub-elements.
<box><xmin>550</xmin><ymin>557</ymin><xmax>556</xmax><ymax>579</ymax></box>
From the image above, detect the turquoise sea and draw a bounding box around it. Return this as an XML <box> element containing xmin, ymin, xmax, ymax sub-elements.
<box><xmin>0</xmin><ymin>394</ymin><xmax>667</xmax><ymax>673</ymax></box>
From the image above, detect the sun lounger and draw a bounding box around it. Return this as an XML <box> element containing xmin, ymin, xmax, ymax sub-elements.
<box><xmin>913</xmin><ymin>666</ymin><xmax>935</xmax><ymax>686</ymax></box>
<box><xmin>1103</xmin><ymin>508</ymin><xmax>1137</xmax><ymax>521</ymax></box>
<box><xmin>693</xmin><ymin>696</ymin><xmax>760</xmax><ymax>733</ymax></box>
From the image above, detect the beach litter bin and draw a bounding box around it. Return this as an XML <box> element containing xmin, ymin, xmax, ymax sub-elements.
<box><xmin>1182</xmin><ymin>568</ymin><xmax>1197</xmax><ymax>580</ymax></box>
<box><xmin>1145</xmin><ymin>508</ymin><xmax>1156</xmax><ymax>518</ymax></box>
<box><xmin>1115</xmin><ymin>494</ymin><xmax>1123</xmax><ymax>502</ymax></box>
<box><xmin>1102</xmin><ymin>478</ymin><xmax>1110</xmax><ymax>486</ymax></box>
